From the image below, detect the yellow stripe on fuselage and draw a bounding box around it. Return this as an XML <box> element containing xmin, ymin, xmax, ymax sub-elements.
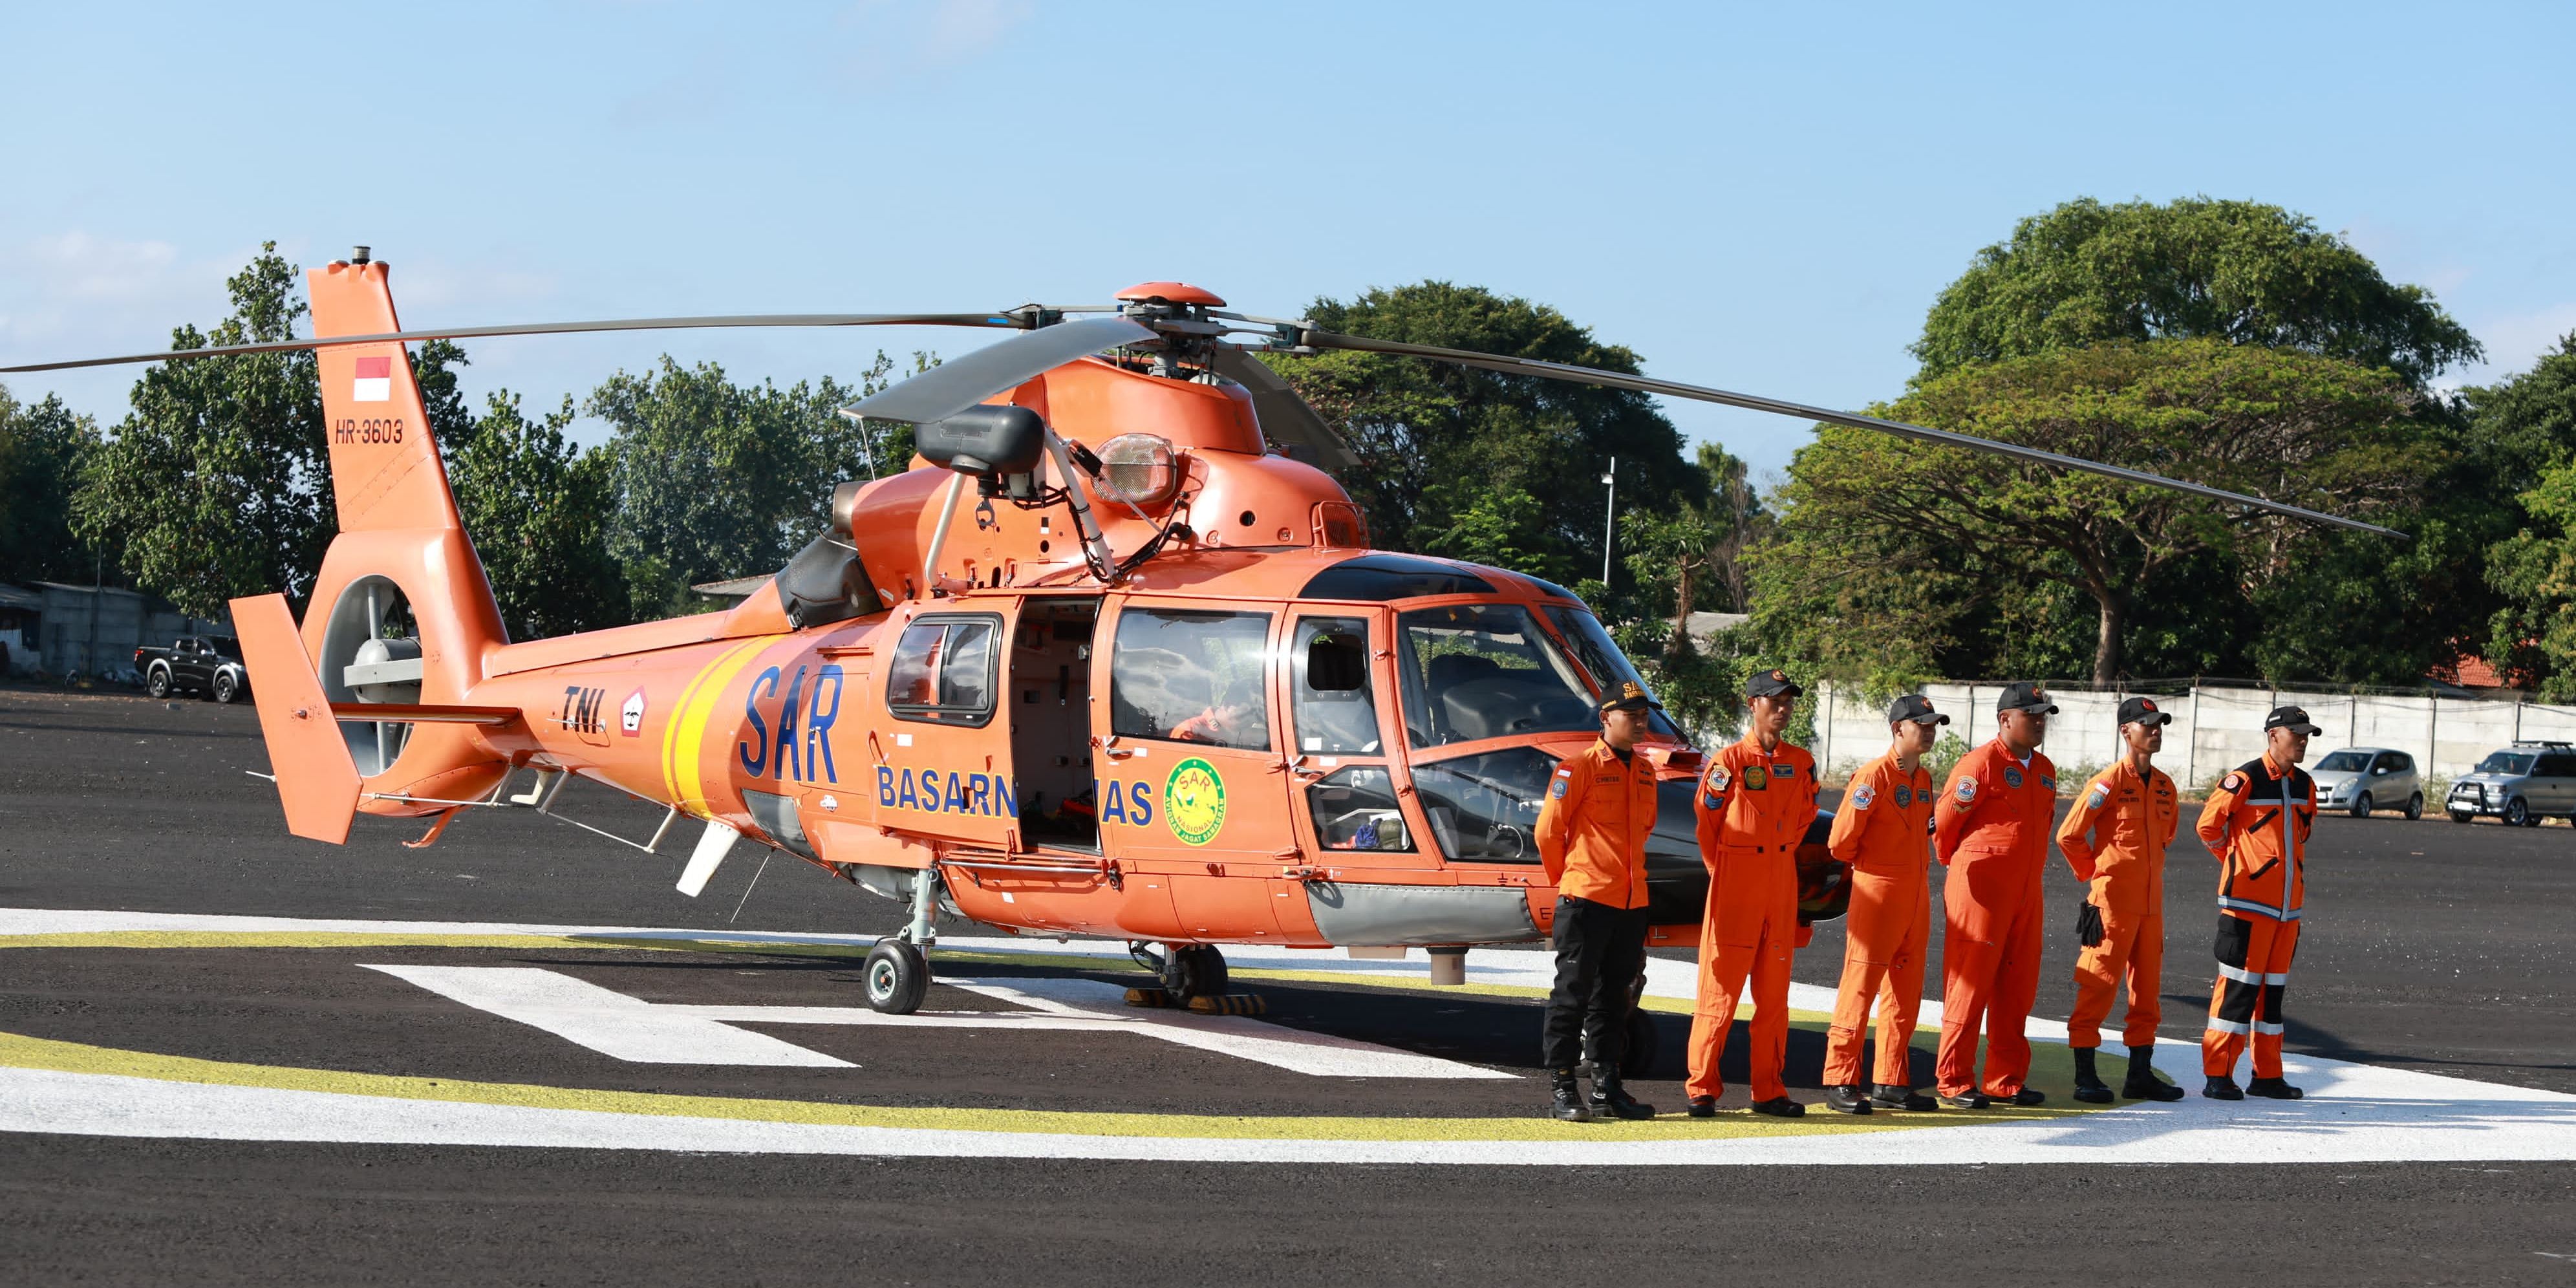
<box><xmin>660</xmin><ymin>638</ymin><xmax>777</xmax><ymax>818</ymax></box>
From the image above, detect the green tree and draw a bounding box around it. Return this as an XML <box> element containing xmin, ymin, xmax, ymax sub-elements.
<box><xmin>449</xmin><ymin>391</ymin><xmax>628</xmax><ymax>640</ymax></box>
<box><xmin>72</xmin><ymin>242</ymin><xmax>330</xmax><ymax>617</ymax></box>
<box><xmin>2478</xmin><ymin>335</ymin><xmax>2576</xmax><ymax>693</ymax></box>
<box><xmin>1915</xmin><ymin>197</ymin><xmax>2481</xmax><ymax>389</ymax></box>
<box><xmin>592</xmin><ymin>358</ymin><xmax>892</xmax><ymax>619</ymax></box>
<box><xmin>1757</xmin><ymin>340</ymin><xmax>2437</xmax><ymax>685</ymax></box>
<box><xmin>0</xmin><ymin>385</ymin><xmax>103</xmax><ymax>583</ymax></box>
<box><xmin>1259</xmin><ymin>283</ymin><xmax>1692</xmax><ymax>581</ymax></box>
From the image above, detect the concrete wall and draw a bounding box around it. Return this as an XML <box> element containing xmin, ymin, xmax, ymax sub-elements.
<box><xmin>1807</xmin><ymin>681</ymin><xmax>2570</xmax><ymax>792</ymax></box>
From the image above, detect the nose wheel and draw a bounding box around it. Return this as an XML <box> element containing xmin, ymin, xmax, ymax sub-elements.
<box><xmin>863</xmin><ymin>939</ymin><xmax>930</xmax><ymax>1014</ymax></box>
<box><xmin>1157</xmin><ymin>943</ymin><xmax>1229</xmax><ymax>1000</ymax></box>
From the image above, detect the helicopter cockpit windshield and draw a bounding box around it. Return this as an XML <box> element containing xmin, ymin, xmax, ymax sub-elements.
<box><xmin>1541</xmin><ymin>605</ymin><xmax>1684</xmax><ymax>740</ymax></box>
<box><xmin>1396</xmin><ymin>604</ymin><xmax>1598</xmax><ymax>747</ymax></box>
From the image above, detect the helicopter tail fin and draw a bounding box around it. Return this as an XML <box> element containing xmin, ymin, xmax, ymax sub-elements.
<box><xmin>286</xmin><ymin>257</ymin><xmax>513</xmax><ymax>812</ymax></box>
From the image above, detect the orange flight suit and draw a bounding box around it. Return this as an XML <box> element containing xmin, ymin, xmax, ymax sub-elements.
<box><xmin>1932</xmin><ymin>739</ymin><xmax>2059</xmax><ymax>1099</ymax></box>
<box><xmin>2195</xmin><ymin>754</ymin><xmax>2314</xmax><ymax>1079</ymax></box>
<box><xmin>1822</xmin><ymin>752</ymin><xmax>1935</xmax><ymax>1088</ymax></box>
<box><xmin>1687</xmin><ymin>734</ymin><xmax>1818</xmax><ymax>1102</ymax></box>
<box><xmin>2055</xmin><ymin>759</ymin><xmax>2179</xmax><ymax>1050</ymax></box>
<box><xmin>1535</xmin><ymin>739</ymin><xmax>1657</xmax><ymax>911</ymax></box>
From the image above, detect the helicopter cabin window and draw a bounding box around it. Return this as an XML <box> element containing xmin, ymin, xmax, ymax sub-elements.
<box><xmin>1111</xmin><ymin>608</ymin><xmax>1273</xmax><ymax>751</ymax></box>
<box><xmin>1307</xmin><ymin>766</ymin><xmax>1413</xmax><ymax>852</ymax></box>
<box><xmin>885</xmin><ymin>615</ymin><xmax>999</xmax><ymax>725</ymax></box>
<box><xmin>1291</xmin><ymin>617</ymin><xmax>1380</xmax><ymax>755</ymax></box>
<box><xmin>1408</xmin><ymin>746</ymin><xmax>1555</xmax><ymax>863</ymax></box>
<box><xmin>1395</xmin><ymin>604</ymin><xmax>1597</xmax><ymax>747</ymax></box>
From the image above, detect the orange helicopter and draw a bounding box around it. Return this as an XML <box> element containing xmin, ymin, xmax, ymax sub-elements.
<box><xmin>6</xmin><ymin>251</ymin><xmax>2398</xmax><ymax>1029</ymax></box>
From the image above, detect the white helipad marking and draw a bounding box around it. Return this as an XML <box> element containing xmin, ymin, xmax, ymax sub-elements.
<box><xmin>362</xmin><ymin>965</ymin><xmax>1507</xmax><ymax>1079</ymax></box>
<box><xmin>8</xmin><ymin>906</ymin><xmax>2576</xmax><ymax>1163</ymax></box>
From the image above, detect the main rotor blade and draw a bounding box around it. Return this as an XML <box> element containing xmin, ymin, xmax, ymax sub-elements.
<box><xmin>1207</xmin><ymin>346</ymin><xmax>1361</xmax><ymax>476</ymax></box>
<box><xmin>1300</xmin><ymin>330</ymin><xmax>2407</xmax><ymax>541</ymax></box>
<box><xmin>845</xmin><ymin>315</ymin><xmax>1156</xmax><ymax>424</ymax></box>
<box><xmin>0</xmin><ymin>312</ymin><xmax>1029</xmax><ymax>374</ymax></box>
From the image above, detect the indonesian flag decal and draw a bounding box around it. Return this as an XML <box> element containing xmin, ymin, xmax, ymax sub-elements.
<box><xmin>352</xmin><ymin>355</ymin><xmax>392</xmax><ymax>403</ymax></box>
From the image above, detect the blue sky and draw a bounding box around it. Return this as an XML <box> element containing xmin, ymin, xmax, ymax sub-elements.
<box><xmin>4</xmin><ymin>1</ymin><xmax>2571</xmax><ymax>488</ymax></box>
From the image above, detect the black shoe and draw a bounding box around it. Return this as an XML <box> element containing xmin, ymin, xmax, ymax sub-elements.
<box><xmin>1549</xmin><ymin>1069</ymin><xmax>1593</xmax><ymax>1122</ymax></box>
<box><xmin>1749</xmin><ymin>1096</ymin><xmax>1806</xmax><ymax>1118</ymax></box>
<box><xmin>1686</xmin><ymin>1096</ymin><xmax>1718</xmax><ymax>1118</ymax></box>
<box><xmin>2122</xmin><ymin>1044</ymin><xmax>2185</xmax><ymax>1101</ymax></box>
<box><xmin>2071</xmin><ymin>1047</ymin><xmax>2114</xmax><ymax>1104</ymax></box>
<box><xmin>1871</xmin><ymin>1084</ymin><xmax>1938</xmax><ymax>1111</ymax></box>
<box><xmin>1587</xmin><ymin>1062</ymin><xmax>1657</xmax><ymax>1121</ymax></box>
<box><xmin>1821</xmin><ymin>1084</ymin><xmax>1874</xmax><ymax>1115</ymax></box>
<box><xmin>2246</xmin><ymin>1077</ymin><xmax>2305</xmax><ymax>1100</ymax></box>
<box><xmin>1937</xmin><ymin>1089</ymin><xmax>1990</xmax><ymax>1110</ymax></box>
<box><xmin>2204</xmin><ymin>1076</ymin><xmax>2244</xmax><ymax>1100</ymax></box>
<box><xmin>2006</xmin><ymin>1088</ymin><xmax>2046</xmax><ymax>1106</ymax></box>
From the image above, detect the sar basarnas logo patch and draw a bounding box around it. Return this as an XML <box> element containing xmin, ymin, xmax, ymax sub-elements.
<box><xmin>1165</xmin><ymin>757</ymin><xmax>1229</xmax><ymax>846</ymax></box>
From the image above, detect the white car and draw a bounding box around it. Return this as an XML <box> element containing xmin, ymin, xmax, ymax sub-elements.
<box><xmin>2310</xmin><ymin>747</ymin><xmax>2424</xmax><ymax>819</ymax></box>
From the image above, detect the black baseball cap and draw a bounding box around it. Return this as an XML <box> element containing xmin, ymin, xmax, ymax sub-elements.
<box><xmin>2264</xmin><ymin>705</ymin><xmax>2322</xmax><ymax>735</ymax></box>
<box><xmin>1746</xmin><ymin>668</ymin><xmax>1803</xmax><ymax>699</ymax></box>
<box><xmin>2118</xmin><ymin>696</ymin><xmax>2173</xmax><ymax>727</ymax></box>
<box><xmin>1887</xmin><ymin>694</ymin><xmax>1949</xmax><ymax>725</ymax></box>
<box><xmin>1997</xmin><ymin>681</ymin><xmax>2058</xmax><ymax>715</ymax></box>
<box><xmin>1599</xmin><ymin>680</ymin><xmax>1664</xmax><ymax>714</ymax></box>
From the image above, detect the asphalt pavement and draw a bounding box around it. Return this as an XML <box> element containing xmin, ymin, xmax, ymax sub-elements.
<box><xmin>3</xmin><ymin>684</ymin><xmax>2571</xmax><ymax>1285</ymax></box>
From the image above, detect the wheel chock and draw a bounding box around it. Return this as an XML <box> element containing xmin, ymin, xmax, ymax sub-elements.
<box><xmin>1125</xmin><ymin>987</ymin><xmax>1175</xmax><ymax>1008</ymax></box>
<box><xmin>1186</xmin><ymin>993</ymin><xmax>1267</xmax><ymax>1016</ymax></box>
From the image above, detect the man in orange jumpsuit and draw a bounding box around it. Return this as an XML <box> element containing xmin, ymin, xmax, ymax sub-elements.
<box><xmin>1819</xmin><ymin>693</ymin><xmax>1948</xmax><ymax>1115</ymax></box>
<box><xmin>1534</xmin><ymin>681</ymin><xmax>1664</xmax><ymax>1122</ymax></box>
<box><xmin>2195</xmin><ymin>704</ymin><xmax>2319</xmax><ymax>1101</ymax></box>
<box><xmin>1686</xmin><ymin>668</ymin><xmax>1818</xmax><ymax>1119</ymax></box>
<box><xmin>1931</xmin><ymin>681</ymin><xmax>2058</xmax><ymax>1109</ymax></box>
<box><xmin>2056</xmin><ymin>696</ymin><xmax>2187</xmax><ymax>1104</ymax></box>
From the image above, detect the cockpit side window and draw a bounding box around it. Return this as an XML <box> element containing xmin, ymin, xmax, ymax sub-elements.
<box><xmin>1291</xmin><ymin>616</ymin><xmax>1380</xmax><ymax>755</ymax></box>
<box><xmin>1111</xmin><ymin>608</ymin><xmax>1274</xmax><ymax>751</ymax></box>
<box><xmin>1396</xmin><ymin>604</ymin><xmax>1596</xmax><ymax>747</ymax></box>
<box><xmin>886</xmin><ymin>615</ymin><xmax>999</xmax><ymax>725</ymax></box>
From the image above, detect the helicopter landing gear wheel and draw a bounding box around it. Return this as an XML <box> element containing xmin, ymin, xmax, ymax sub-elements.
<box><xmin>1161</xmin><ymin>944</ymin><xmax>1228</xmax><ymax>1000</ymax></box>
<box><xmin>862</xmin><ymin>939</ymin><xmax>930</xmax><ymax>1014</ymax></box>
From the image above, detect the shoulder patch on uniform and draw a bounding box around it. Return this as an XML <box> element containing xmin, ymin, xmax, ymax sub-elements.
<box><xmin>2221</xmin><ymin>771</ymin><xmax>2246</xmax><ymax>793</ymax></box>
<box><xmin>1955</xmin><ymin>778</ymin><xmax>1978</xmax><ymax>804</ymax></box>
<box><xmin>2086</xmin><ymin>783</ymin><xmax>2109</xmax><ymax>809</ymax></box>
<box><xmin>1549</xmin><ymin>778</ymin><xmax>1569</xmax><ymax>799</ymax></box>
<box><xmin>1851</xmin><ymin>783</ymin><xmax>1876</xmax><ymax>810</ymax></box>
<box><xmin>1705</xmin><ymin>764</ymin><xmax>1732</xmax><ymax>793</ymax></box>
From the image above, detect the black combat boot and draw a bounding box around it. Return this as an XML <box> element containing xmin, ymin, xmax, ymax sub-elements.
<box><xmin>1937</xmin><ymin>1089</ymin><xmax>1990</xmax><ymax>1110</ymax></box>
<box><xmin>1748</xmin><ymin>1096</ymin><xmax>1806</xmax><ymax>1117</ymax></box>
<box><xmin>2072</xmin><ymin>1047</ymin><xmax>2115</xmax><ymax>1104</ymax></box>
<box><xmin>1686</xmin><ymin>1096</ymin><xmax>1718</xmax><ymax>1119</ymax></box>
<box><xmin>2204</xmin><ymin>1075</ymin><xmax>2244</xmax><ymax>1100</ymax></box>
<box><xmin>1589</xmin><ymin>1062</ymin><xmax>1657</xmax><ymax>1121</ymax></box>
<box><xmin>2121</xmin><ymin>1044</ymin><xmax>2185</xmax><ymax>1102</ymax></box>
<box><xmin>2246</xmin><ymin>1077</ymin><xmax>2305</xmax><ymax>1100</ymax></box>
<box><xmin>1871</xmin><ymin>1084</ymin><xmax>1938</xmax><ymax>1111</ymax></box>
<box><xmin>1549</xmin><ymin>1068</ymin><xmax>1593</xmax><ymax>1122</ymax></box>
<box><xmin>1821</xmin><ymin>1084</ymin><xmax>1874</xmax><ymax>1115</ymax></box>
<box><xmin>2005</xmin><ymin>1088</ymin><xmax>2047</xmax><ymax>1106</ymax></box>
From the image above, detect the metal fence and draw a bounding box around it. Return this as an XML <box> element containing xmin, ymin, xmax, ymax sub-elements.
<box><xmin>1808</xmin><ymin>681</ymin><xmax>2571</xmax><ymax>791</ymax></box>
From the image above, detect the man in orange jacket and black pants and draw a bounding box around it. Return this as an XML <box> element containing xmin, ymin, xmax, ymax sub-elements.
<box><xmin>1685</xmin><ymin>667</ymin><xmax>1818</xmax><ymax>1119</ymax></box>
<box><xmin>1535</xmin><ymin>681</ymin><xmax>1665</xmax><ymax>1122</ymax></box>
<box><xmin>2056</xmin><ymin>696</ymin><xmax>2187</xmax><ymax>1103</ymax></box>
<box><xmin>2195</xmin><ymin>704</ymin><xmax>2320</xmax><ymax>1101</ymax></box>
<box><xmin>1931</xmin><ymin>681</ymin><xmax>2058</xmax><ymax>1109</ymax></box>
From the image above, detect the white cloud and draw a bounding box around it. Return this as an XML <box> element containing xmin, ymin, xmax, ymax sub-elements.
<box><xmin>835</xmin><ymin>0</ymin><xmax>1034</xmax><ymax>81</ymax></box>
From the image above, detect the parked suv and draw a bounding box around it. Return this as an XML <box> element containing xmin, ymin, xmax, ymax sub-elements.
<box><xmin>2310</xmin><ymin>747</ymin><xmax>2424</xmax><ymax>819</ymax></box>
<box><xmin>2445</xmin><ymin>741</ymin><xmax>2576</xmax><ymax>827</ymax></box>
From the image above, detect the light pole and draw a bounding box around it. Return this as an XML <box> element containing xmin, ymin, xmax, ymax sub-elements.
<box><xmin>1600</xmin><ymin>457</ymin><xmax>1617</xmax><ymax>588</ymax></box>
